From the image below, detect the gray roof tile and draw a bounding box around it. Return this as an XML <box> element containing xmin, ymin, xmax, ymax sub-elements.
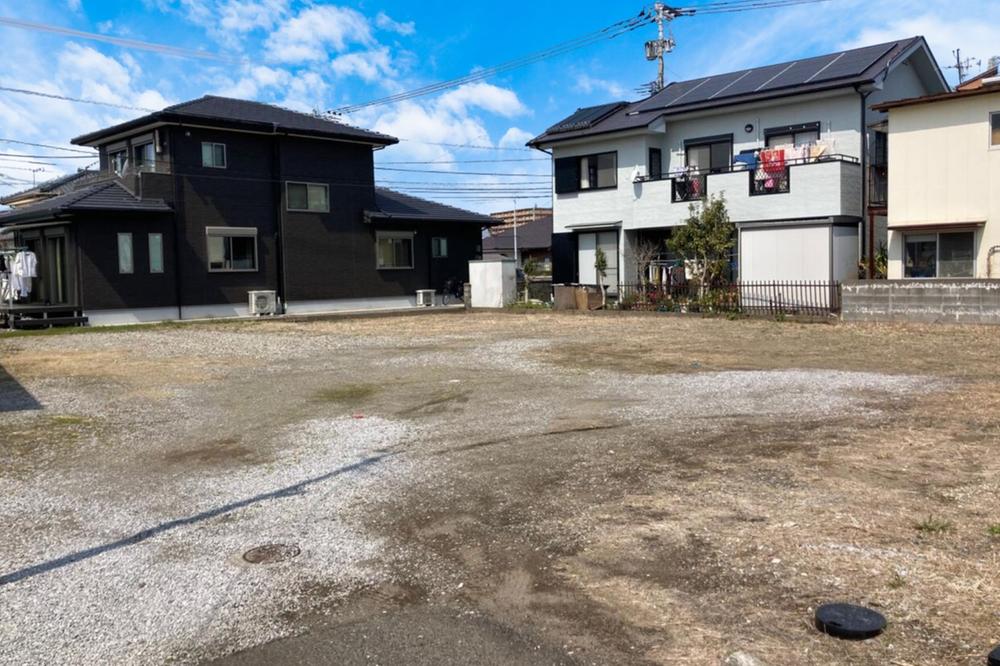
<box><xmin>72</xmin><ymin>95</ymin><xmax>397</xmax><ymax>147</ymax></box>
<box><xmin>0</xmin><ymin>180</ymin><xmax>170</xmax><ymax>225</ymax></box>
<box><xmin>368</xmin><ymin>188</ymin><xmax>498</xmax><ymax>225</ymax></box>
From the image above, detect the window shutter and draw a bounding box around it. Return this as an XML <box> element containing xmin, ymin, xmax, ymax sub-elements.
<box><xmin>554</xmin><ymin>157</ymin><xmax>580</xmax><ymax>194</ymax></box>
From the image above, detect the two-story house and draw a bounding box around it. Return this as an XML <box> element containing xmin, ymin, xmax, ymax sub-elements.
<box><xmin>0</xmin><ymin>96</ymin><xmax>495</xmax><ymax>326</ymax></box>
<box><xmin>528</xmin><ymin>38</ymin><xmax>948</xmax><ymax>292</ymax></box>
<box><xmin>872</xmin><ymin>68</ymin><xmax>1000</xmax><ymax>279</ymax></box>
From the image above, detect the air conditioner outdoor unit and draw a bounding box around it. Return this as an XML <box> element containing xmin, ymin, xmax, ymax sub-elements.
<box><xmin>416</xmin><ymin>289</ymin><xmax>436</xmax><ymax>307</ymax></box>
<box><xmin>248</xmin><ymin>290</ymin><xmax>278</xmax><ymax>316</ymax></box>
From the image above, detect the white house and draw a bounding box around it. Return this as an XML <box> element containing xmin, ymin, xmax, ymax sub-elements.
<box><xmin>528</xmin><ymin>37</ymin><xmax>948</xmax><ymax>290</ymax></box>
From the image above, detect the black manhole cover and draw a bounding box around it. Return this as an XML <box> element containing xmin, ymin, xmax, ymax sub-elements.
<box><xmin>815</xmin><ymin>603</ymin><xmax>886</xmax><ymax>640</ymax></box>
<box><xmin>988</xmin><ymin>644</ymin><xmax>1000</xmax><ymax>666</ymax></box>
<box><xmin>243</xmin><ymin>544</ymin><xmax>300</xmax><ymax>564</ymax></box>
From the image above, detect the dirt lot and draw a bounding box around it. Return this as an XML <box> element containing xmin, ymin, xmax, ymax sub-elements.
<box><xmin>1</xmin><ymin>312</ymin><xmax>998</xmax><ymax>665</ymax></box>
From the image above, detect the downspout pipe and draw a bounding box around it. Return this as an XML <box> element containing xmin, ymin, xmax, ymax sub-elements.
<box><xmin>271</xmin><ymin>123</ymin><xmax>288</xmax><ymax>314</ymax></box>
<box><xmin>856</xmin><ymin>82</ymin><xmax>881</xmax><ymax>279</ymax></box>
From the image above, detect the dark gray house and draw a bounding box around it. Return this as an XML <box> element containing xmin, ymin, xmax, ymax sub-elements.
<box><xmin>0</xmin><ymin>96</ymin><xmax>495</xmax><ymax>326</ymax></box>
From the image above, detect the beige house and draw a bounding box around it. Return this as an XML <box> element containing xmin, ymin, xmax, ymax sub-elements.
<box><xmin>874</xmin><ymin>72</ymin><xmax>1000</xmax><ymax>279</ymax></box>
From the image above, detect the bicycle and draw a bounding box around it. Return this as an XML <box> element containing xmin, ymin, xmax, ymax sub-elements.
<box><xmin>441</xmin><ymin>277</ymin><xmax>464</xmax><ymax>305</ymax></box>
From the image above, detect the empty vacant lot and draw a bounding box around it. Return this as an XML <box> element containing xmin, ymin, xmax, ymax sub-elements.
<box><xmin>1</xmin><ymin>312</ymin><xmax>998</xmax><ymax>665</ymax></box>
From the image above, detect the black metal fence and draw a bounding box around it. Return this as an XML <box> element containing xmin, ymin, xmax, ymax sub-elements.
<box><xmin>617</xmin><ymin>281</ymin><xmax>841</xmax><ymax>317</ymax></box>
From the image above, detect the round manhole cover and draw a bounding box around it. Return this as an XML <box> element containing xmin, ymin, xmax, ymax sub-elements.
<box><xmin>815</xmin><ymin>603</ymin><xmax>886</xmax><ymax>640</ymax></box>
<box><xmin>243</xmin><ymin>544</ymin><xmax>300</xmax><ymax>565</ymax></box>
<box><xmin>988</xmin><ymin>644</ymin><xmax>1000</xmax><ymax>666</ymax></box>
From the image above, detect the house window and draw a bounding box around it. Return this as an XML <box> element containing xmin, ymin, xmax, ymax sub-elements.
<box><xmin>765</xmin><ymin>122</ymin><xmax>821</xmax><ymax>148</ymax></box>
<box><xmin>206</xmin><ymin>227</ymin><xmax>257</xmax><ymax>272</ymax></box>
<box><xmin>134</xmin><ymin>142</ymin><xmax>155</xmax><ymax>172</ymax></box>
<box><xmin>685</xmin><ymin>136</ymin><xmax>733</xmax><ymax>173</ymax></box>
<box><xmin>991</xmin><ymin>112</ymin><xmax>1000</xmax><ymax>147</ymax></box>
<box><xmin>286</xmin><ymin>182</ymin><xmax>329</xmax><ymax>212</ymax></box>
<box><xmin>432</xmin><ymin>237</ymin><xmax>448</xmax><ymax>258</ymax></box>
<box><xmin>554</xmin><ymin>152</ymin><xmax>617</xmax><ymax>193</ymax></box>
<box><xmin>904</xmin><ymin>231</ymin><xmax>975</xmax><ymax>278</ymax></box>
<box><xmin>109</xmin><ymin>149</ymin><xmax>128</xmax><ymax>175</ymax></box>
<box><xmin>376</xmin><ymin>231</ymin><xmax>414</xmax><ymax>270</ymax></box>
<box><xmin>148</xmin><ymin>233</ymin><xmax>164</xmax><ymax>274</ymax></box>
<box><xmin>117</xmin><ymin>233</ymin><xmax>133</xmax><ymax>274</ymax></box>
<box><xmin>201</xmin><ymin>142</ymin><xmax>227</xmax><ymax>168</ymax></box>
<box><xmin>649</xmin><ymin>148</ymin><xmax>662</xmax><ymax>179</ymax></box>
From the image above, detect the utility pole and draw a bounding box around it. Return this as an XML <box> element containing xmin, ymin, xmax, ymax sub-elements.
<box><xmin>30</xmin><ymin>168</ymin><xmax>43</xmax><ymax>186</ymax></box>
<box><xmin>948</xmin><ymin>49</ymin><xmax>981</xmax><ymax>84</ymax></box>
<box><xmin>512</xmin><ymin>198</ymin><xmax>519</xmax><ymax>266</ymax></box>
<box><xmin>643</xmin><ymin>4</ymin><xmax>691</xmax><ymax>94</ymax></box>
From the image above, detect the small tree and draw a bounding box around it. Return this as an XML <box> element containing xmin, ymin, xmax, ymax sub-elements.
<box><xmin>594</xmin><ymin>246</ymin><xmax>608</xmax><ymax>308</ymax></box>
<box><xmin>628</xmin><ymin>239</ymin><xmax>662</xmax><ymax>289</ymax></box>
<box><xmin>521</xmin><ymin>256</ymin><xmax>539</xmax><ymax>302</ymax></box>
<box><xmin>668</xmin><ymin>194</ymin><xmax>735</xmax><ymax>298</ymax></box>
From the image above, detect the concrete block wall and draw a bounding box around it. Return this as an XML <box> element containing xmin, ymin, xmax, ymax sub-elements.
<box><xmin>842</xmin><ymin>280</ymin><xmax>1000</xmax><ymax>324</ymax></box>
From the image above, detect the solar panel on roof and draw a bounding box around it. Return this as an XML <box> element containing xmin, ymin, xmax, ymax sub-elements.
<box><xmin>546</xmin><ymin>102</ymin><xmax>625</xmax><ymax>134</ymax></box>
<box><xmin>815</xmin><ymin>43</ymin><xmax>895</xmax><ymax>81</ymax></box>
<box><xmin>722</xmin><ymin>64</ymin><xmax>788</xmax><ymax>97</ymax></box>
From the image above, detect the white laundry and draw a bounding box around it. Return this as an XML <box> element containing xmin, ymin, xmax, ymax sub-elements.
<box><xmin>11</xmin><ymin>251</ymin><xmax>37</xmax><ymax>298</ymax></box>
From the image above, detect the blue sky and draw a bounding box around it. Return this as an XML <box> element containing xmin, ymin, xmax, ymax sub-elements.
<box><xmin>0</xmin><ymin>0</ymin><xmax>997</xmax><ymax>212</ymax></box>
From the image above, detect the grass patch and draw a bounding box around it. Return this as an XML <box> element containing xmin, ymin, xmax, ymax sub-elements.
<box><xmin>987</xmin><ymin>524</ymin><xmax>1000</xmax><ymax>537</ymax></box>
<box><xmin>0</xmin><ymin>318</ymin><xmax>253</xmax><ymax>339</ymax></box>
<box><xmin>315</xmin><ymin>384</ymin><xmax>378</xmax><ymax>404</ymax></box>
<box><xmin>914</xmin><ymin>515</ymin><xmax>953</xmax><ymax>534</ymax></box>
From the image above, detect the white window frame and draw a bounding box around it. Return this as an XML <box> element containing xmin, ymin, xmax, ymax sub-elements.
<box><xmin>201</xmin><ymin>142</ymin><xmax>227</xmax><ymax>169</ymax></box>
<box><xmin>990</xmin><ymin>111</ymin><xmax>1000</xmax><ymax>149</ymax></box>
<box><xmin>376</xmin><ymin>231</ymin><xmax>415</xmax><ymax>270</ymax></box>
<box><xmin>205</xmin><ymin>226</ymin><xmax>258</xmax><ymax>273</ymax></box>
<box><xmin>285</xmin><ymin>181</ymin><xmax>330</xmax><ymax>213</ymax></box>
<box><xmin>148</xmin><ymin>233</ymin><xmax>164</xmax><ymax>274</ymax></box>
<box><xmin>117</xmin><ymin>233</ymin><xmax>133</xmax><ymax>274</ymax></box>
<box><xmin>431</xmin><ymin>236</ymin><xmax>448</xmax><ymax>258</ymax></box>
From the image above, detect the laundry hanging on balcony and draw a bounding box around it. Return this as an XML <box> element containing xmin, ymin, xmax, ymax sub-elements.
<box><xmin>757</xmin><ymin>149</ymin><xmax>786</xmax><ymax>189</ymax></box>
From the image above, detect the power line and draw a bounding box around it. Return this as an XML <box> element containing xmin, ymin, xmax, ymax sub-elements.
<box><xmin>378</xmin><ymin>158</ymin><xmax>548</xmax><ymax>165</ymax></box>
<box><xmin>0</xmin><ymin>85</ymin><xmax>157</xmax><ymax>113</ymax></box>
<box><xmin>376</xmin><ymin>166</ymin><xmax>549</xmax><ymax>177</ymax></box>
<box><xmin>0</xmin><ymin>87</ymin><xmax>539</xmax><ymax>153</ymax></box>
<box><xmin>0</xmin><ymin>158</ymin><xmax>58</xmax><ymax>167</ymax></box>
<box><xmin>331</xmin><ymin>11</ymin><xmax>652</xmax><ymax>114</ymax></box>
<box><xmin>0</xmin><ymin>15</ymin><xmax>242</xmax><ymax>64</ymax></box>
<box><xmin>0</xmin><ymin>152</ymin><xmax>96</xmax><ymax>159</ymax></box>
<box><xmin>0</xmin><ymin>138</ymin><xmax>97</xmax><ymax>155</ymax></box>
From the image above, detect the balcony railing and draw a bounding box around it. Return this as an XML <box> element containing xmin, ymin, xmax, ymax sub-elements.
<box><xmin>638</xmin><ymin>154</ymin><xmax>860</xmax><ymax>202</ymax></box>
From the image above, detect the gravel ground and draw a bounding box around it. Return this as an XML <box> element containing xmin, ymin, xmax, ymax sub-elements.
<box><xmin>1</xmin><ymin>312</ymin><xmax>997</xmax><ymax>665</ymax></box>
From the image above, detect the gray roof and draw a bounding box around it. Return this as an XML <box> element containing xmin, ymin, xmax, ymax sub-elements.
<box><xmin>530</xmin><ymin>37</ymin><xmax>934</xmax><ymax>146</ymax></box>
<box><xmin>482</xmin><ymin>216</ymin><xmax>552</xmax><ymax>251</ymax></box>
<box><xmin>0</xmin><ymin>180</ymin><xmax>171</xmax><ymax>225</ymax></box>
<box><xmin>0</xmin><ymin>169</ymin><xmax>101</xmax><ymax>205</ymax></box>
<box><xmin>72</xmin><ymin>95</ymin><xmax>397</xmax><ymax>147</ymax></box>
<box><xmin>368</xmin><ymin>188</ymin><xmax>498</xmax><ymax>225</ymax></box>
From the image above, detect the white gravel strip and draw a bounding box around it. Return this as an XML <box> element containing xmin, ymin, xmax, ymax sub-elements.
<box><xmin>0</xmin><ymin>416</ymin><xmax>419</xmax><ymax>665</ymax></box>
<box><xmin>605</xmin><ymin>369</ymin><xmax>931</xmax><ymax>422</ymax></box>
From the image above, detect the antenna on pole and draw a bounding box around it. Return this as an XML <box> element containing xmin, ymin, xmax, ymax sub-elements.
<box><xmin>642</xmin><ymin>4</ymin><xmax>692</xmax><ymax>95</ymax></box>
<box><xmin>948</xmin><ymin>48</ymin><xmax>981</xmax><ymax>84</ymax></box>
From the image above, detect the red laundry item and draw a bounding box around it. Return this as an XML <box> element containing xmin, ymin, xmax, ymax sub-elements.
<box><xmin>761</xmin><ymin>149</ymin><xmax>785</xmax><ymax>175</ymax></box>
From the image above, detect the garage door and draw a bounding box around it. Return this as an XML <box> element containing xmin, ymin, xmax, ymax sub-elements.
<box><xmin>740</xmin><ymin>226</ymin><xmax>830</xmax><ymax>282</ymax></box>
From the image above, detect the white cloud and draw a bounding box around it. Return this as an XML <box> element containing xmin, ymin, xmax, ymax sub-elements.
<box><xmin>218</xmin><ymin>0</ymin><xmax>289</xmax><ymax>33</ymax></box>
<box><xmin>499</xmin><ymin>127</ymin><xmax>534</xmax><ymax>148</ymax></box>
<box><xmin>573</xmin><ymin>74</ymin><xmax>628</xmax><ymax>100</ymax></box>
<box><xmin>844</xmin><ymin>14</ymin><xmax>999</xmax><ymax>82</ymax></box>
<box><xmin>264</xmin><ymin>5</ymin><xmax>373</xmax><ymax>63</ymax></box>
<box><xmin>436</xmin><ymin>82</ymin><xmax>527</xmax><ymax>118</ymax></box>
<box><xmin>330</xmin><ymin>47</ymin><xmax>395</xmax><ymax>82</ymax></box>
<box><xmin>66</xmin><ymin>0</ymin><xmax>82</xmax><ymax>10</ymax></box>
<box><xmin>375</xmin><ymin>11</ymin><xmax>415</xmax><ymax>36</ymax></box>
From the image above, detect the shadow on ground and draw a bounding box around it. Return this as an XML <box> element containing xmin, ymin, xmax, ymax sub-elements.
<box><xmin>0</xmin><ymin>365</ymin><xmax>42</xmax><ymax>413</ymax></box>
